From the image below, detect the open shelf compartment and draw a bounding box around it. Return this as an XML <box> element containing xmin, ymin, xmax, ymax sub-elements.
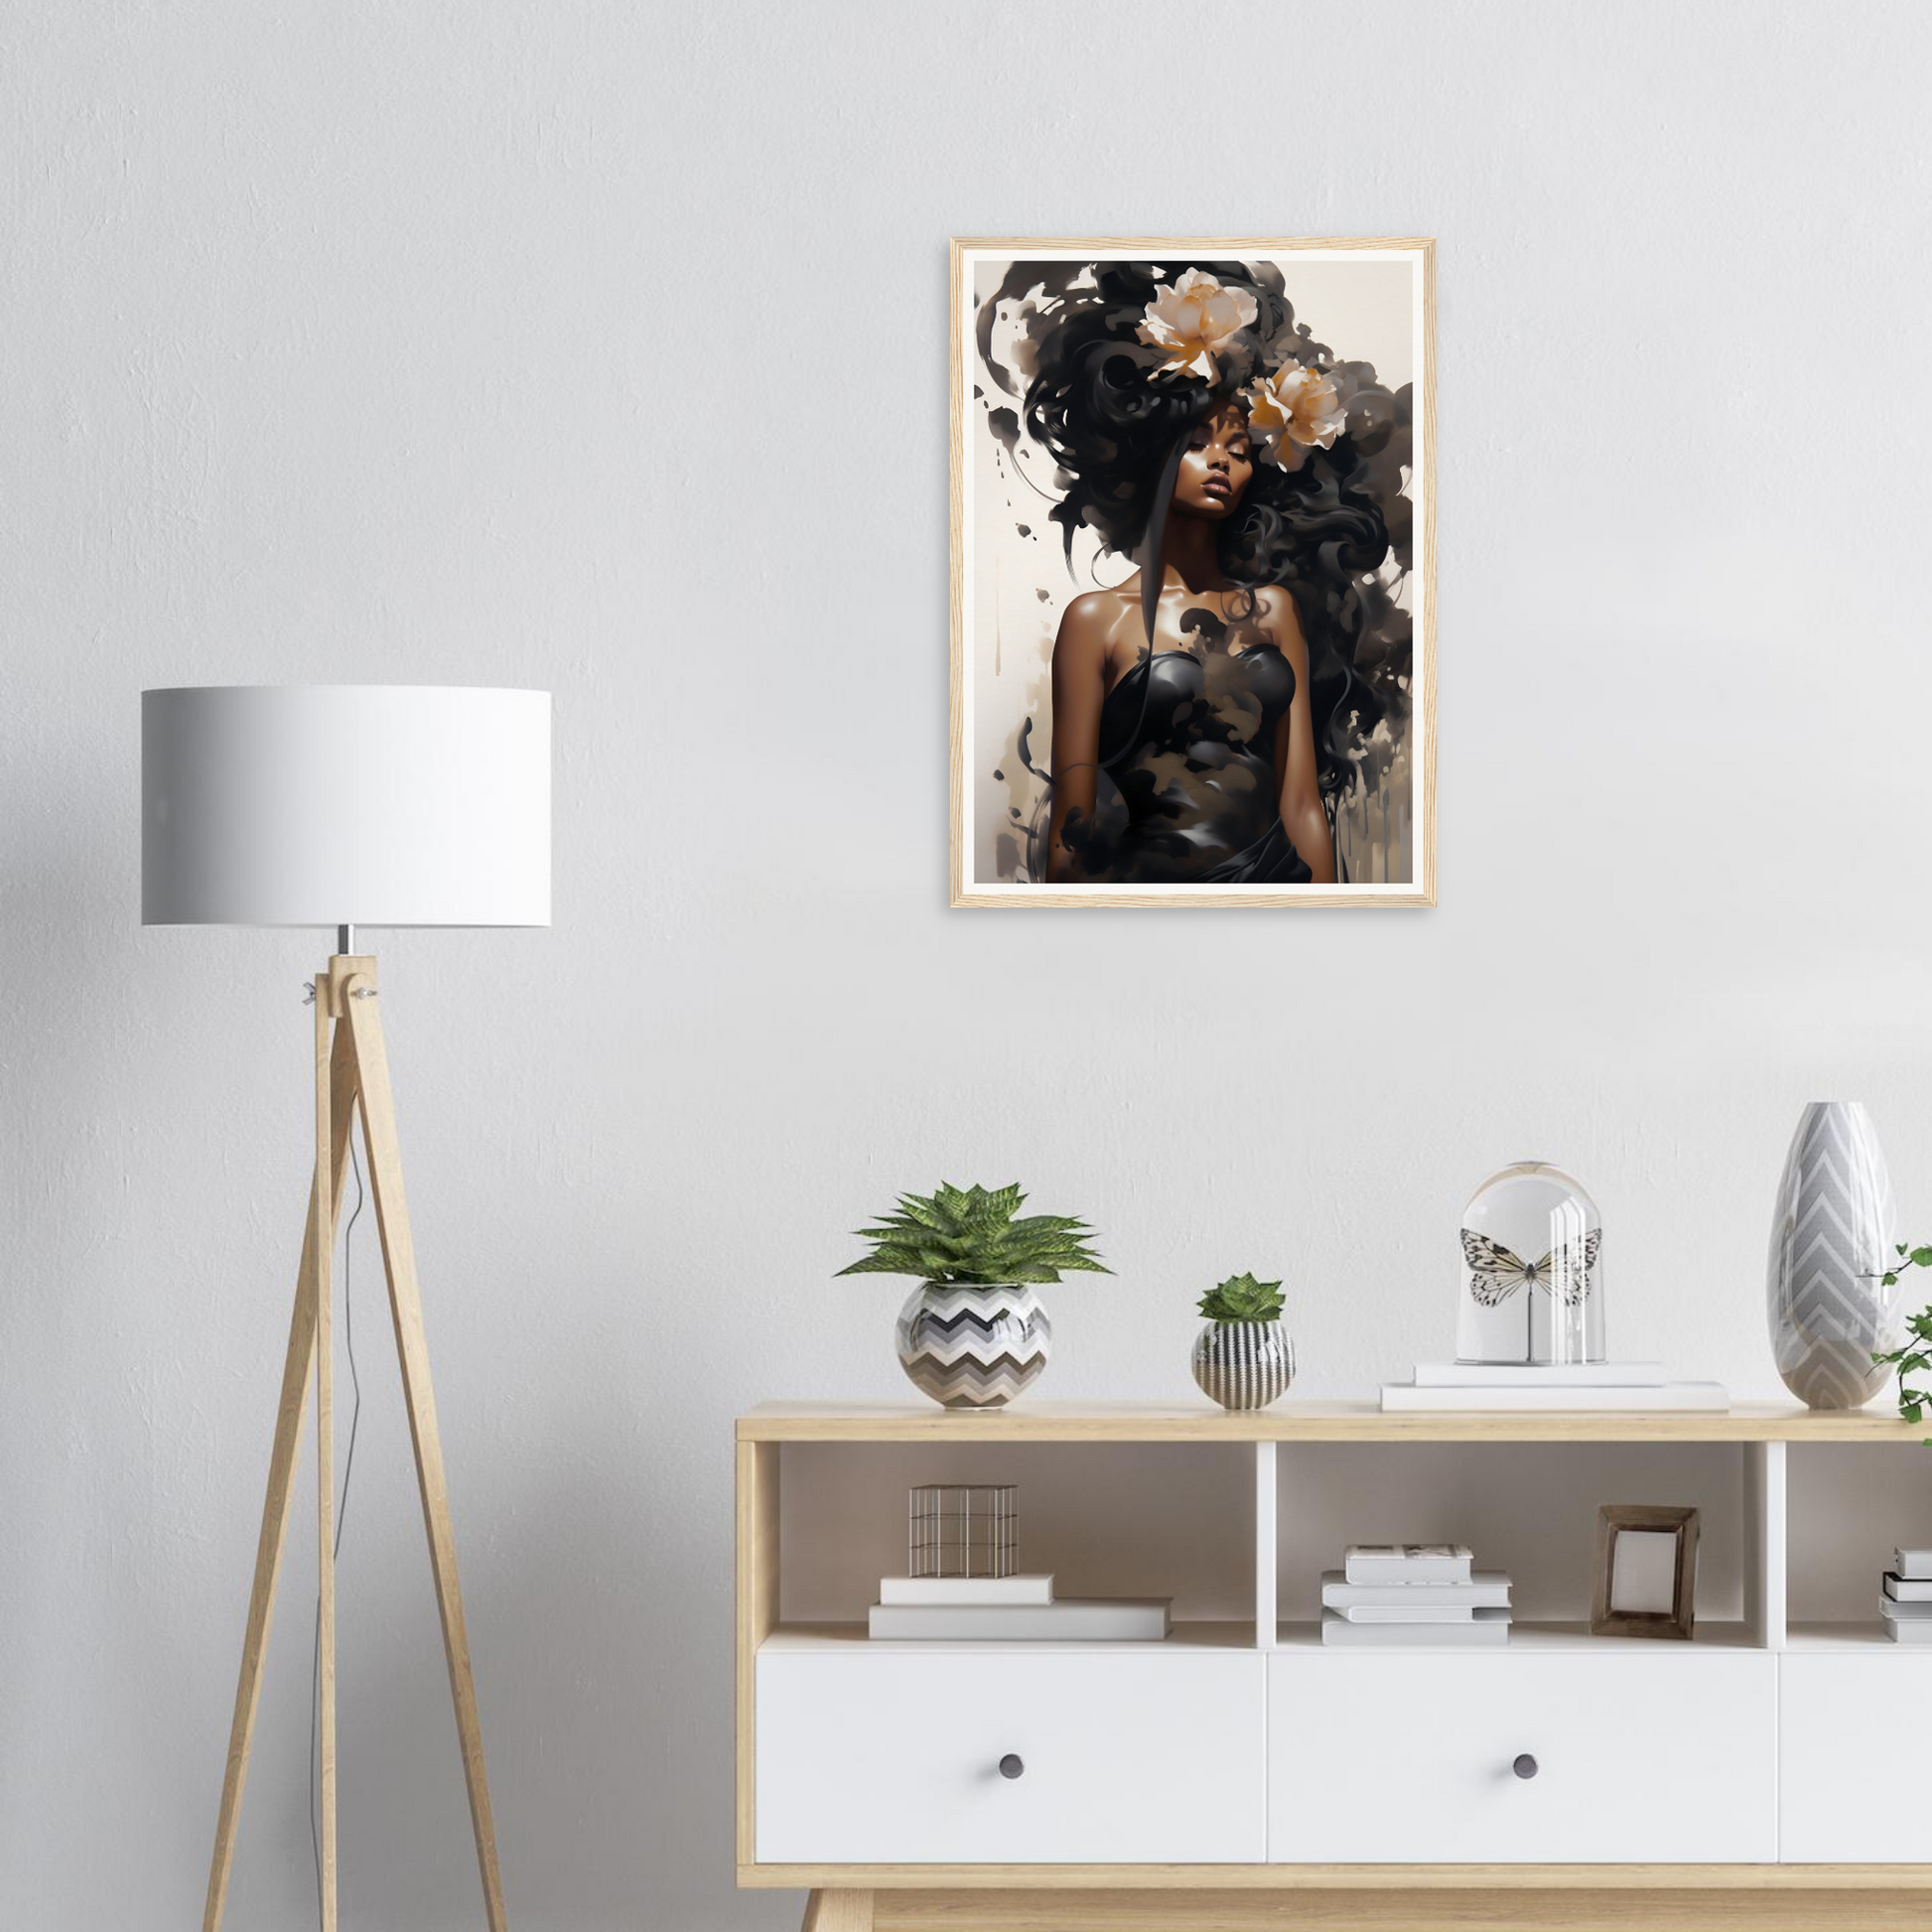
<box><xmin>1267</xmin><ymin>1439</ymin><xmax>1780</xmax><ymax>1650</ymax></box>
<box><xmin>768</xmin><ymin>1439</ymin><xmax>1260</xmax><ymax>1645</ymax></box>
<box><xmin>1785</xmin><ymin>1439</ymin><xmax>1932</xmax><ymax>1650</ymax></box>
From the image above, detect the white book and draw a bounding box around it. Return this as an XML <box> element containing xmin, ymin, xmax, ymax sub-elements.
<box><xmin>879</xmin><ymin>1575</ymin><xmax>1054</xmax><ymax>1606</ymax></box>
<box><xmin>1381</xmin><ymin>1381</ymin><xmax>1728</xmax><ymax>1414</ymax></box>
<box><xmin>1341</xmin><ymin>1603</ymin><xmax>1475</xmax><ymax>1623</ymax></box>
<box><xmin>868</xmin><ymin>1598</ymin><xmax>1170</xmax><ymax>1641</ymax></box>
<box><xmin>1343</xmin><ymin>1544</ymin><xmax>1473</xmax><ymax>1586</ymax></box>
<box><xmin>1881</xmin><ymin>1573</ymin><xmax>1932</xmax><ymax>1604</ymax></box>
<box><xmin>1889</xmin><ymin>1618</ymin><xmax>1932</xmax><ymax>1644</ymax></box>
<box><xmin>1412</xmin><ymin>1360</ymin><xmax>1666</xmax><ymax>1389</ymax></box>
<box><xmin>1878</xmin><ymin>1594</ymin><xmax>1932</xmax><ymax>1623</ymax></box>
<box><xmin>1893</xmin><ymin>1549</ymin><xmax>1932</xmax><ymax>1582</ymax></box>
<box><xmin>1321</xmin><ymin>1570</ymin><xmax>1511</xmax><ymax>1611</ymax></box>
<box><xmin>1320</xmin><ymin>1607</ymin><xmax>1510</xmax><ymax>1647</ymax></box>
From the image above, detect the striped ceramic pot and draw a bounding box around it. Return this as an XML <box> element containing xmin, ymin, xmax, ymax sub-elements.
<box><xmin>897</xmin><ymin>1283</ymin><xmax>1051</xmax><ymax>1409</ymax></box>
<box><xmin>1767</xmin><ymin>1100</ymin><xmax>1902</xmax><ymax>1410</ymax></box>
<box><xmin>1191</xmin><ymin>1319</ymin><xmax>1296</xmax><ymax>1411</ymax></box>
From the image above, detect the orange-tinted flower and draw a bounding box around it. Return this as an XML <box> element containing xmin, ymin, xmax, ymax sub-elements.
<box><xmin>1244</xmin><ymin>362</ymin><xmax>1346</xmax><ymax>471</ymax></box>
<box><xmin>1136</xmin><ymin>269</ymin><xmax>1259</xmax><ymax>380</ymax></box>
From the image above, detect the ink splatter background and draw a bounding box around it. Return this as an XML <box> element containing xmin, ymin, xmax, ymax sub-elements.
<box><xmin>962</xmin><ymin>251</ymin><xmax>1425</xmax><ymax>892</ymax></box>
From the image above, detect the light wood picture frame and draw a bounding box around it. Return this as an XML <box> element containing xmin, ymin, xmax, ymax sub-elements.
<box><xmin>950</xmin><ymin>235</ymin><xmax>1435</xmax><ymax>909</ymax></box>
<box><xmin>1591</xmin><ymin>1503</ymin><xmax>1701</xmax><ymax>1641</ymax></box>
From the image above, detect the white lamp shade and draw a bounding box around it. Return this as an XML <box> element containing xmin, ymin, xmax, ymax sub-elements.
<box><xmin>143</xmin><ymin>685</ymin><xmax>551</xmax><ymax>927</ymax></box>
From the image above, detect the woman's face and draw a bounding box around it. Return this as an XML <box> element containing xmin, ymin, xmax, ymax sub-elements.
<box><xmin>1171</xmin><ymin>404</ymin><xmax>1255</xmax><ymax>519</ymax></box>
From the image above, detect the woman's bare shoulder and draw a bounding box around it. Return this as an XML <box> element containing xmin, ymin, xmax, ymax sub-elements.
<box><xmin>1053</xmin><ymin>585</ymin><xmax>1137</xmax><ymax>659</ymax></box>
<box><xmin>1254</xmin><ymin>583</ymin><xmax>1309</xmax><ymax>659</ymax></box>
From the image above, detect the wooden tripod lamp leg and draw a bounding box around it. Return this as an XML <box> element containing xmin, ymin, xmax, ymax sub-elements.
<box><xmin>204</xmin><ymin>1016</ymin><xmax>358</xmax><ymax>1932</ymax></box>
<box><xmin>315</xmin><ymin>977</ymin><xmax>339</xmax><ymax>1931</ymax></box>
<box><xmin>345</xmin><ymin>975</ymin><xmax>510</xmax><ymax>1932</ymax></box>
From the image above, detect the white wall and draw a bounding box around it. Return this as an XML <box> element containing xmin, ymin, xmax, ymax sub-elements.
<box><xmin>7</xmin><ymin>3</ymin><xmax>1932</xmax><ymax>1926</ymax></box>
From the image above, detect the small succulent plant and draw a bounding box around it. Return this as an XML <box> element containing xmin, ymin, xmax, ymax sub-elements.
<box><xmin>837</xmin><ymin>1181</ymin><xmax>1110</xmax><ymax>1287</ymax></box>
<box><xmin>1197</xmin><ymin>1271</ymin><xmax>1286</xmax><ymax>1324</ymax></box>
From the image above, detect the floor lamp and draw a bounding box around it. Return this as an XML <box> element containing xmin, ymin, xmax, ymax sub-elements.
<box><xmin>143</xmin><ymin>684</ymin><xmax>551</xmax><ymax>1932</ymax></box>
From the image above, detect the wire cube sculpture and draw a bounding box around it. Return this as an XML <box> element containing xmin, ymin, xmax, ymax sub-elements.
<box><xmin>908</xmin><ymin>1483</ymin><xmax>1018</xmax><ymax>1579</ymax></box>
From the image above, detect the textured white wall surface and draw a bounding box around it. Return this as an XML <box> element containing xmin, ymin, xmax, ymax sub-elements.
<box><xmin>7</xmin><ymin>3</ymin><xmax>1932</xmax><ymax>1926</ymax></box>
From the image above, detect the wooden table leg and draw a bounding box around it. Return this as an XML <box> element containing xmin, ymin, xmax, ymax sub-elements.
<box><xmin>802</xmin><ymin>1891</ymin><xmax>876</xmax><ymax>1932</ymax></box>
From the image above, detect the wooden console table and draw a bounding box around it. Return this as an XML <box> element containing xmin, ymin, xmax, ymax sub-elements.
<box><xmin>737</xmin><ymin>1401</ymin><xmax>1932</xmax><ymax>1931</ymax></box>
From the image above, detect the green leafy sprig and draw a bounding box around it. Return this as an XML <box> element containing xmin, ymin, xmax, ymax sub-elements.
<box><xmin>1197</xmin><ymin>1271</ymin><xmax>1286</xmax><ymax>1324</ymax></box>
<box><xmin>1870</xmin><ymin>1243</ymin><xmax>1932</xmax><ymax>1440</ymax></box>
<box><xmin>837</xmin><ymin>1181</ymin><xmax>1110</xmax><ymax>1287</ymax></box>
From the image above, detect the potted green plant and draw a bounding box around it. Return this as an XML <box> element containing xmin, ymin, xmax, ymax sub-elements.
<box><xmin>1191</xmin><ymin>1272</ymin><xmax>1296</xmax><ymax>1411</ymax></box>
<box><xmin>838</xmin><ymin>1182</ymin><xmax>1109</xmax><ymax>1408</ymax></box>
<box><xmin>1868</xmin><ymin>1242</ymin><xmax>1932</xmax><ymax>1441</ymax></box>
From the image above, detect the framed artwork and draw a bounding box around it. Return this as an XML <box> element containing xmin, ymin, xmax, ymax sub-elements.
<box><xmin>950</xmin><ymin>236</ymin><xmax>1434</xmax><ymax>908</ymax></box>
<box><xmin>1590</xmin><ymin>1504</ymin><xmax>1700</xmax><ymax>1641</ymax></box>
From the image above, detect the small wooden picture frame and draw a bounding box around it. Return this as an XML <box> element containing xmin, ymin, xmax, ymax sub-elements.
<box><xmin>1590</xmin><ymin>1504</ymin><xmax>1699</xmax><ymax>1640</ymax></box>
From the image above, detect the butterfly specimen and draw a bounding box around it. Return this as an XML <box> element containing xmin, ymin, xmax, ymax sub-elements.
<box><xmin>1460</xmin><ymin>1228</ymin><xmax>1602</xmax><ymax>1307</ymax></box>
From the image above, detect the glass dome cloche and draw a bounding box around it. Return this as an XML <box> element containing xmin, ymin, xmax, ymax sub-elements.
<box><xmin>1457</xmin><ymin>1162</ymin><xmax>1605</xmax><ymax>1366</ymax></box>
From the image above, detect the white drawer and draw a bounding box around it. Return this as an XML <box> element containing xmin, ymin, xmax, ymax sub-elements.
<box><xmin>756</xmin><ymin>1646</ymin><xmax>1265</xmax><ymax>1864</ymax></box>
<box><xmin>1267</xmin><ymin>1650</ymin><xmax>1775</xmax><ymax>1863</ymax></box>
<box><xmin>1781</xmin><ymin>1651</ymin><xmax>1932</xmax><ymax>1862</ymax></box>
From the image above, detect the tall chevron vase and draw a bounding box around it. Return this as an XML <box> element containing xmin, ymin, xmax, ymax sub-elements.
<box><xmin>896</xmin><ymin>1283</ymin><xmax>1051</xmax><ymax>1409</ymax></box>
<box><xmin>1767</xmin><ymin>1101</ymin><xmax>1903</xmax><ymax>1411</ymax></box>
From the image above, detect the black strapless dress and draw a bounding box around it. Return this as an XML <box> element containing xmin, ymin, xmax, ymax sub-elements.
<box><xmin>1072</xmin><ymin>645</ymin><xmax>1314</xmax><ymax>885</ymax></box>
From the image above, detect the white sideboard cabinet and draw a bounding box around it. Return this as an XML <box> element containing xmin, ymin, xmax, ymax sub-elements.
<box><xmin>737</xmin><ymin>1402</ymin><xmax>1932</xmax><ymax>1931</ymax></box>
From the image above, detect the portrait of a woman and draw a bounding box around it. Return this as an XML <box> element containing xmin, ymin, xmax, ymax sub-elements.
<box><xmin>954</xmin><ymin>244</ymin><xmax>1430</xmax><ymax>904</ymax></box>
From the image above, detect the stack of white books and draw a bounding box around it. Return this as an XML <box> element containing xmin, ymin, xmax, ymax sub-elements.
<box><xmin>1320</xmin><ymin>1544</ymin><xmax>1512</xmax><ymax>1646</ymax></box>
<box><xmin>1381</xmin><ymin>1362</ymin><xmax>1729</xmax><ymax>1413</ymax></box>
<box><xmin>1880</xmin><ymin>1550</ymin><xmax>1932</xmax><ymax>1643</ymax></box>
<box><xmin>867</xmin><ymin>1573</ymin><xmax>1171</xmax><ymax>1640</ymax></box>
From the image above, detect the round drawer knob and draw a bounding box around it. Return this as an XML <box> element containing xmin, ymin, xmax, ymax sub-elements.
<box><xmin>999</xmin><ymin>1753</ymin><xmax>1026</xmax><ymax>1780</ymax></box>
<box><xmin>1512</xmin><ymin>1753</ymin><xmax>1539</xmax><ymax>1781</ymax></box>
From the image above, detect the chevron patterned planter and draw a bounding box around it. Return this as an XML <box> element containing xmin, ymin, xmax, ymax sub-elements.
<box><xmin>1767</xmin><ymin>1101</ymin><xmax>1902</xmax><ymax>1411</ymax></box>
<box><xmin>1191</xmin><ymin>1320</ymin><xmax>1296</xmax><ymax>1411</ymax></box>
<box><xmin>896</xmin><ymin>1283</ymin><xmax>1051</xmax><ymax>1409</ymax></box>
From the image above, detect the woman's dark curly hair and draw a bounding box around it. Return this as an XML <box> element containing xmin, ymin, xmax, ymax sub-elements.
<box><xmin>976</xmin><ymin>258</ymin><xmax>1412</xmax><ymax>802</ymax></box>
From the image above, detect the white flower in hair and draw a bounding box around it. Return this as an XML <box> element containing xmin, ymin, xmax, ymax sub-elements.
<box><xmin>1243</xmin><ymin>361</ymin><xmax>1346</xmax><ymax>471</ymax></box>
<box><xmin>1136</xmin><ymin>269</ymin><xmax>1259</xmax><ymax>380</ymax></box>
